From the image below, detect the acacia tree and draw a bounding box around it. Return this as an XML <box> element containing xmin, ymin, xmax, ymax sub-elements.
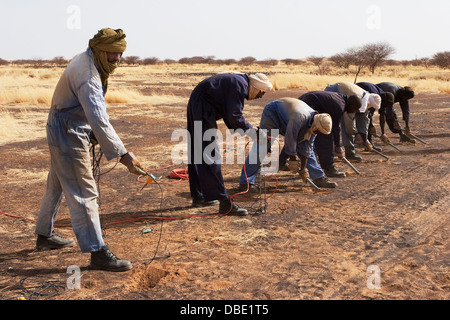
<box><xmin>345</xmin><ymin>47</ymin><xmax>367</xmax><ymax>83</ymax></box>
<box><xmin>307</xmin><ymin>56</ymin><xmax>326</xmax><ymax>75</ymax></box>
<box><xmin>363</xmin><ymin>42</ymin><xmax>396</xmax><ymax>74</ymax></box>
<box><xmin>330</xmin><ymin>52</ymin><xmax>353</xmax><ymax>69</ymax></box>
<box><xmin>123</xmin><ymin>56</ymin><xmax>140</xmax><ymax>65</ymax></box>
<box><xmin>432</xmin><ymin>51</ymin><xmax>450</xmax><ymax>69</ymax></box>
<box><xmin>340</xmin><ymin>42</ymin><xmax>395</xmax><ymax>83</ymax></box>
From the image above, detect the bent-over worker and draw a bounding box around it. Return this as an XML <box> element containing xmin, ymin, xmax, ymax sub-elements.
<box><xmin>239</xmin><ymin>98</ymin><xmax>336</xmax><ymax>190</ymax></box>
<box><xmin>376</xmin><ymin>82</ymin><xmax>416</xmax><ymax>143</ymax></box>
<box><xmin>299</xmin><ymin>91</ymin><xmax>361</xmax><ymax>178</ymax></box>
<box><xmin>325</xmin><ymin>82</ymin><xmax>381</xmax><ymax>161</ymax></box>
<box><xmin>187</xmin><ymin>72</ymin><xmax>273</xmax><ymax>216</ymax></box>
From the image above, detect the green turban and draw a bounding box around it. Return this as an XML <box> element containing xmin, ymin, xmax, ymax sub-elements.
<box><xmin>89</xmin><ymin>28</ymin><xmax>127</xmax><ymax>91</ymax></box>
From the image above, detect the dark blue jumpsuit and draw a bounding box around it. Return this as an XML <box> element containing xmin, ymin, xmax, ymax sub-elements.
<box><xmin>187</xmin><ymin>73</ymin><xmax>252</xmax><ymax>202</ymax></box>
<box><xmin>299</xmin><ymin>91</ymin><xmax>347</xmax><ymax>169</ymax></box>
<box><xmin>377</xmin><ymin>82</ymin><xmax>412</xmax><ymax>130</ymax></box>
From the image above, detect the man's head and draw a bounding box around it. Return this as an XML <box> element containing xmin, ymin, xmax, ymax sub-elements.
<box><xmin>346</xmin><ymin>95</ymin><xmax>362</xmax><ymax>114</ymax></box>
<box><xmin>89</xmin><ymin>28</ymin><xmax>127</xmax><ymax>89</ymax></box>
<box><xmin>368</xmin><ymin>93</ymin><xmax>382</xmax><ymax>110</ymax></box>
<box><xmin>248</xmin><ymin>73</ymin><xmax>273</xmax><ymax>100</ymax></box>
<box><xmin>398</xmin><ymin>86</ymin><xmax>415</xmax><ymax>101</ymax></box>
<box><xmin>303</xmin><ymin>113</ymin><xmax>332</xmax><ymax>142</ymax></box>
<box><xmin>312</xmin><ymin>113</ymin><xmax>332</xmax><ymax>135</ymax></box>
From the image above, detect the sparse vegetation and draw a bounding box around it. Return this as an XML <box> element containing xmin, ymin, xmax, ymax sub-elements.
<box><xmin>432</xmin><ymin>51</ymin><xmax>450</xmax><ymax>69</ymax></box>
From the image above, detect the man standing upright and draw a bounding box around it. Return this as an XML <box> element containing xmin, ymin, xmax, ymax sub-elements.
<box><xmin>35</xmin><ymin>28</ymin><xmax>144</xmax><ymax>272</ymax></box>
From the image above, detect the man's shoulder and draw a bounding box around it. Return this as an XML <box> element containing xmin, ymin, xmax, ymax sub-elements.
<box><xmin>65</xmin><ymin>50</ymin><xmax>101</xmax><ymax>86</ymax></box>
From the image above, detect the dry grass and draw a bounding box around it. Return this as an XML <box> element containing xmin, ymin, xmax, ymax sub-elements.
<box><xmin>3</xmin><ymin>168</ymin><xmax>48</xmax><ymax>186</ymax></box>
<box><xmin>0</xmin><ymin>62</ymin><xmax>448</xmax><ymax>146</ymax></box>
<box><xmin>105</xmin><ymin>88</ymin><xmax>153</xmax><ymax>105</ymax></box>
<box><xmin>270</xmin><ymin>64</ymin><xmax>450</xmax><ymax>94</ymax></box>
<box><xmin>0</xmin><ymin>108</ymin><xmax>47</xmax><ymax>146</ymax></box>
<box><xmin>0</xmin><ymin>87</ymin><xmax>53</xmax><ymax>105</ymax></box>
<box><xmin>210</xmin><ymin>227</ymin><xmax>269</xmax><ymax>246</ymax></box>
<box><xmin>1</xmin><ymin>63</ymin><xmax>449</xmax><ymax>107</ymax></box>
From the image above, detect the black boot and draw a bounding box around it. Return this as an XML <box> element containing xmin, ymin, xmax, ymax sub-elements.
<box><xmin>192</xmin><ymin>197</ymin><xmax>219</xmax><ymax>208</ymax></box>
<box><xmin>400</xmin><ymin>132</ymin><xmax>416</xmax><ymax>143</ymax></box>
<box><xmin>237</xmin><ymin>183</ymin><xmax>254</xmax><ymax>192</ymax></box>
<box><xmin>345</xmin><ymin>151</ymin><xmax>362</xmax><ymax>162</ymax></box>
<box><xmin>90</xmin><ymin>245</ymin><xmax>133</xmax><ymax>272</ymax></box>
<box><xmin>372</xmin><ymin>145</ymin><xmax>383</xmax><ymax>152</ymax></box>
<box><xmin>36</xmin><ymin>231</ymin><xmax>75</xmax><ymax>251</ymax></box>
<box><xmin>324</xmin><ymin>164</ymin><xmax>346</xmax><ymax>178</ymax></box>
<box><xmin>313</xmin><ymin>176</ymin><xmax>338</xmax><ymax>189</ymax></box>
<box><xmin>219</xmin><ymin>198</ymin><xmax>248</xmax><ymax>216</ymax></box>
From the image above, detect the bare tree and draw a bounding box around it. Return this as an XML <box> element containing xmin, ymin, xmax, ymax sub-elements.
<box><xmin>281</xmin><ymin>58</ymin><xmax>305</xmax><ymax>66</ymax></box>
<box><xmin>344</xmin><ymin>47</ymin><xmax>368</xmax><ymax>83</ymax></box>
<box><xmin>330</xmin><ymin>53</ymin><xmax>353</xmax><ymax>69</ymax></box>
<box><xmin>51</xmin><ymin>56</ymin><xmax>68</xmax><ymax>66</ymax></box>
<box><xmin>307</xmin><ymin>56</ymin><xmax>326</xmax><ymax>75</ymax></box>
<box><xmin>363</xmin><ymin>42</ymin><xmax>396</xmax><ymax>74</ymax></box>
<box><xmin>141</xmin><ymin>57</ymin><xmax>160</xmax><ymax>65</ymax></box>
<box><xmin>257</xmin><ymin>59</ymin><xmax>279</xmax><ymax>66</ymax></box>
<box><xmin>432</xmin><ymin>51</ymin><xmax>450</xmax><ymax>69</ymax></box>
<box><xmin>239</xmin><ymin>56</ymin><xmax>257</xmax><ymax>65</ymax></box>
<box><xmin>123</xmin><ymin>56</ymin><xmax>140</xmax><ymax>65</ymax></box>
<box><xmin>0</xmin><ymin>58</ymin><xmax>9</xmax><ymax>66</ymax></box>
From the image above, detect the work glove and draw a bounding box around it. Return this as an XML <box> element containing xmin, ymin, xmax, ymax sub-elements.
<box><xmin>288</xmin><ymin>159</ymin><xmax>300</xmax><ymax>173</ymax></box>
<box><xmin>363</xmin><ymin>141</ymin><xmax>373</xmax><ymax>152</ymax></box>
<box><xmin>380</xmin><ymin>134</ymin><xmax>390</xmax><ymax>144</ymax></box>
<box><xmin>335</xmin><ymin>146</ymin><xmax>345</xmax><ymax>160</ymax></box>
<box><xmin>392</xmin><ymin>121</ymin><xmax>402</xmax><ymax>132</ymax></box>
<box><xmin>298</xmin><ymin>168</ymin><xmax>309</xmax><ymax>183</ymax></box>
<box><xmin>404</xmin><ymin>126</ymin><xmax>411</xmax><ymax>136</ymax></box>
<box><xmin>120</xmin><ymin>152</ymin><xmax>145</xmax><ymax>175</ymax></box>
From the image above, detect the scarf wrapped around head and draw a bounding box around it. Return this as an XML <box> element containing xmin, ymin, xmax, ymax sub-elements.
<box><xmin>360</xmin><ymin>93</ymin><xmax>381</xmax><ymax>113</ymax></box>
<box><xmin>303</xmin><ymin>113</ymin><xmax>332</xmax><ymax>141</ymax></box>
<box><xmin>249</xmin><ymin>73</ymin><xmax>273</xmax><ymax>92</ymax></box>
<box><xmin>89</xmin><ymin>28</ymin><xmax>127</xmax><ymax>91</ymax></box>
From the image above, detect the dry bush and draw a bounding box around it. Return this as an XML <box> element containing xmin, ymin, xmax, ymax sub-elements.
<box><xmin>0</xmin><ymin>87</ymin><xmax>53</xmax><ymax>105</ymax></box>
<box><xmin>432</xmin><ymin>51</ymin><xmax>450</xmax><ymax>69</ymax></box>
<box><xmin>105</xmin><ymin>88</ymin><xmax>150</xmax><ymax>104</ymax></box>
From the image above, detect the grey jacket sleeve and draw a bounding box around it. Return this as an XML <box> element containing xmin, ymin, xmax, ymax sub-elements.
<box><xmin>77</xmin><ymin>79</ymin><xmax>127</xmax><ymax>160</ymax></box>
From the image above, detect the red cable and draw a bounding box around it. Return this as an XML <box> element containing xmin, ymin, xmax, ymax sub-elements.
<box><xmin>1</xmin><ymin>137</ymin><xmax>280</xmax><ymax>226</ymax></box>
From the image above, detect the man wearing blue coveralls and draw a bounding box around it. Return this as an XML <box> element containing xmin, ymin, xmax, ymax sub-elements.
<box><xmin>35</xmin><ymin>29</ymin><xmax>144</xmax><ymax>272</ymax></box>
<box><xmin>239</xmin><ymin>98</ymin><xmax>336</xmax><ymax>190</ymax></box>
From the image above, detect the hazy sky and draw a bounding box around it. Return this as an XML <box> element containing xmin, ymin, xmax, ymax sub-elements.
<box><xmin>1</xmin><ymin>0</ymin><xmax>449</xmax><ymax>61</ymax></box>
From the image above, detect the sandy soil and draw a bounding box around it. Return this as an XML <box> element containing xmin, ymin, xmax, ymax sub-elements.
<box><xmin>0</xmin><ymin>71</ymin><xmax>449</xmax><ymax>302</ymax></box>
